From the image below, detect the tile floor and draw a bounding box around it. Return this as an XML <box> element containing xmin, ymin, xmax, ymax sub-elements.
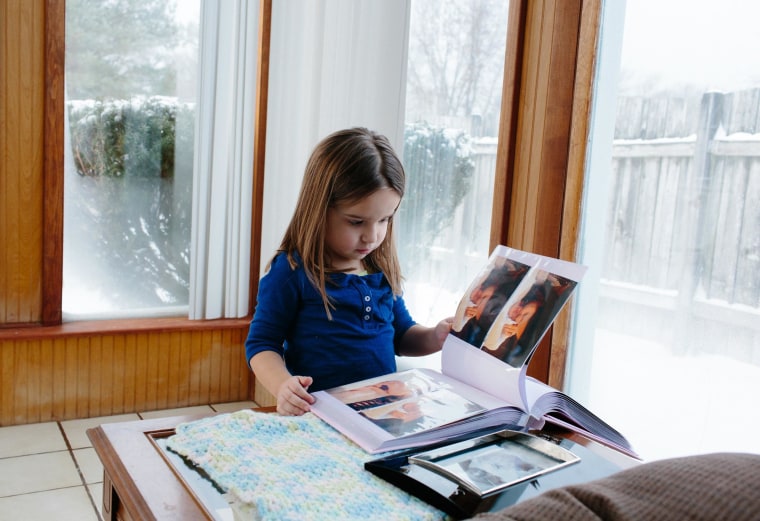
<box><xmin>0</xmin><ymin>401</ymin><xmax>258</xmax><ymax>521</ymax></box>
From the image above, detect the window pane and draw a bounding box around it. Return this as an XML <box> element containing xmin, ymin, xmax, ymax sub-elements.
<box><xmin>571</xmin><ymin>0</ymin><xmax>760</xmax><ymax>459</ymax></box>
<box><xmin>399</xmin><ymin>0</ymin><xmax>508</xmax><ymax>328</ymax></box>
<box><xmin>63</xmin><ymin>0</ymin><xmax>199</xmax><ymax>319</ymax></box>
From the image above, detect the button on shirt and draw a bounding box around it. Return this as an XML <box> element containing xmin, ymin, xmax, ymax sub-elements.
<box><xmin>245</xmin><ymin>252</ymin><xmax>416</xmax><ymax>391</ymax></box>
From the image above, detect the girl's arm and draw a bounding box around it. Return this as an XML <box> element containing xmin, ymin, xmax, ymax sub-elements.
<box><xmin>396</xmin><ymin>318</ymin><xmax>453</xmax><ymax>357</ymax></box>
<box><xmin>249</xmin><ymin>351</ymin><xmax>315</xmax><ymax>415</ymax></box>
<box><xmin>246</xmin><ymin>254</ymin><xmax>314</xmax><ymax>415</ymax></box>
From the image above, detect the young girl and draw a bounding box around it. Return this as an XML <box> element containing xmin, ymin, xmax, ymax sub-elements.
<box><xmin>246</xmin><ymin>127</ymin><xmax>452</xmax><ymax>416</ymax></box>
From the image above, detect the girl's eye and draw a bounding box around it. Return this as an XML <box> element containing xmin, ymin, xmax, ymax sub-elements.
<box><xmin>349</xmin><ymin>220</ymin><xmax>363</xmax><ymax>226</ymax></box>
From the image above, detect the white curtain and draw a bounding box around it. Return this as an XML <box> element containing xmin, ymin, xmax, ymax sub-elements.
<box><xmin>189</xmin><ymin>0</ymin><xmax>259</xmax><ymax>319</ymax></box>
<box><xmin>260</xmin><ymin>0</ymin><xmax>411</xmax><ymax>277</ymax></box>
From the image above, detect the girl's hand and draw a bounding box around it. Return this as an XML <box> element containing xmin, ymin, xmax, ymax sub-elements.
<box><xmin>276</xmin><ymin>375</ymin><xmax>315</xmax><ymax>416</ymax></box>
<box><xmin>434</xmin><ymin>317</ymin><xmax>454</xmax><ymax>346</ymax></box>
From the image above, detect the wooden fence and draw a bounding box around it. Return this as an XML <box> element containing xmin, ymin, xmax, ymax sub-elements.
<box><xmin>600</xmin><ymin>88</ymin><xmax>760</xmax><ymax>360</ymax></box>
<box><xmin>403</xmin><ymin>88</ymin><xmax>760</xmax><ymax>360</ymax></box>
<box><xmin>398</xmin><ymin>138</ymin><xmax>498</xmax><ymax>321</ymax></box>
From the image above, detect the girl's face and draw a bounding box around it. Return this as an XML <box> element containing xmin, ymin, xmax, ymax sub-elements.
<box><xmin>325</xmin><ymin>188</ymin><xmax>401</xmax><ymax>272</ymax></box>
<box><xmin>371</xmin><ymin>380</ymin><xmax>409</xmax><ymax>396</ymax></box>
<box><xmin>473</xmin><ymin>286</ymin><xmax>496</xmax><ymax>319</ymax></box>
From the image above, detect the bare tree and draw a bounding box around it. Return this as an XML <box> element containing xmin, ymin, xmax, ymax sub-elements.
<box><xmin>405</xmin><ymin>0</ymin><xmax>508</xmax><ymax>136</ymax></box>
<box><xmin>65</xmin><ymin>0</ymin><xmax>183</xmax><ymax>100</ymax></box>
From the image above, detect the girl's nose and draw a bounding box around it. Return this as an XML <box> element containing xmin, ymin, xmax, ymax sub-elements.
<box><xmin>363</xmin><ymin>224</ymin><xmax>380</xmax><ymax>244</ymax></box>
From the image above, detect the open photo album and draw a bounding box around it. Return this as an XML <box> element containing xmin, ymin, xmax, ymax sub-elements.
<box><xmin>310</xmin><ymin>246</ymin><xmax>636</xmax><ymax>457</ymax></box>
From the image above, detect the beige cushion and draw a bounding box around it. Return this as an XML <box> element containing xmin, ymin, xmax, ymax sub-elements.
<box><xmin>470</xmin><ymin>452</ymin><xmax>760</xmax><ymax>521</ymax></box>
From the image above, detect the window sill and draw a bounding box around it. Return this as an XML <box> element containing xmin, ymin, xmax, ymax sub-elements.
<box><xmin>0</xmin><ymin>316</ymin><xmax>252</xmax><ymax>341</ymax></box>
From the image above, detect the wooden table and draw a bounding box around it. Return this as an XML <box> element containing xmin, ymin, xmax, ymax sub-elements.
<box><xmin>88</xmin><ymin>413</ymin><xmax>217</xmax><ymax>521</ymax></box>
<box><xmin>88</xmin><ymin>409</ymin><xmax>638</xmax><ymax>521</ymax></box>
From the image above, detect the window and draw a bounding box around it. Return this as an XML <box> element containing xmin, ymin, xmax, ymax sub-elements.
<box><xmin>399</xmin><ymin>0</ymin><xmax>509</xmax><ymax>328</ymax></box>
<box><xmin>62</xmin><ymin>0</ymin><xmax>261</xmax><ymax>321</ymax></box>
<box><xmin>63</xmin><ymin>0</ymin><xmax>200</xmax><ymax>318</ymax></box>
<box><xmin>569</xmin><ymin>0</ymin><xmax>760</xmax><ymax>459</ymax></box>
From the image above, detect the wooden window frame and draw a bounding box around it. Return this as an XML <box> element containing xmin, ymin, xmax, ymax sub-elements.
<box><xmin>38</xmin><ymin>0</ymin><xmax>271</xmax><ymax>330</ymax></box>
<box><xmin>492</xmin><ymin>0</ymin><xmax>601</xmax><ymax>388</ymax></box>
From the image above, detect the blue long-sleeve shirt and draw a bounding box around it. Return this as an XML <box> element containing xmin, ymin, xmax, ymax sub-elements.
<box><xmin>245</xmin><ymin>252</ymin><xmax>416</xmax><ymax>391</ymax></box>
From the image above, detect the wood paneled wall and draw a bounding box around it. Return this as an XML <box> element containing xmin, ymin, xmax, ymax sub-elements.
<box><xmin>0</xmin><ymin>0</ymin><xmax>263</xmax><ymax>426</ymax></box>
<box><xmin>0</xmin><ymin>324</ymin><xmax>253</xmax><ymax>426</ymax></box>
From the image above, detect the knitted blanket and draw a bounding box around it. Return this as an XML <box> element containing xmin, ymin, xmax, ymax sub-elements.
<box><xmin>166</xmin><ymin>409</ymin><xmax>447</xmax><ymax>521</ymax></box>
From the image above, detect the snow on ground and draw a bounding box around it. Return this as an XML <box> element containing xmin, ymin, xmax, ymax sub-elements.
<box><xmin>586</xmin><ymin>328</ymin><xmax>760</xmax><ymax>461</ymax></box>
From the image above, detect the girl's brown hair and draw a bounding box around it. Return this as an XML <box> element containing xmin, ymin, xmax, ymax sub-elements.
<box><xmin>275</xmin><ymin>127</ymin><xmax>405</xmax><ymax>317</ymax></box>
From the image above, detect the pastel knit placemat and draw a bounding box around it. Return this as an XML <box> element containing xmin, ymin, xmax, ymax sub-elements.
<box><xmin>166</xmin><ymin>409</ymin><xmax>448</xmax><ymax>521</ymax></box>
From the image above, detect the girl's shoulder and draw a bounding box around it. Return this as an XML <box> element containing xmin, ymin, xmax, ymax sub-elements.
<box><xmin>266</xmin><ymin>251</ymin><xmax>305</xmax><ymax>280</ymax></box>
<box><xmin>269</xmin><ymin>250</ymin><xmax>302</xmax><ymax>267</ymax></box>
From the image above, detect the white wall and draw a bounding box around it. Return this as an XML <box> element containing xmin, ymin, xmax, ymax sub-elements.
<box><xmin>260</xmin><ymin>0</ymin><xmax>411</xmax><ymax>274</ymax></box>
